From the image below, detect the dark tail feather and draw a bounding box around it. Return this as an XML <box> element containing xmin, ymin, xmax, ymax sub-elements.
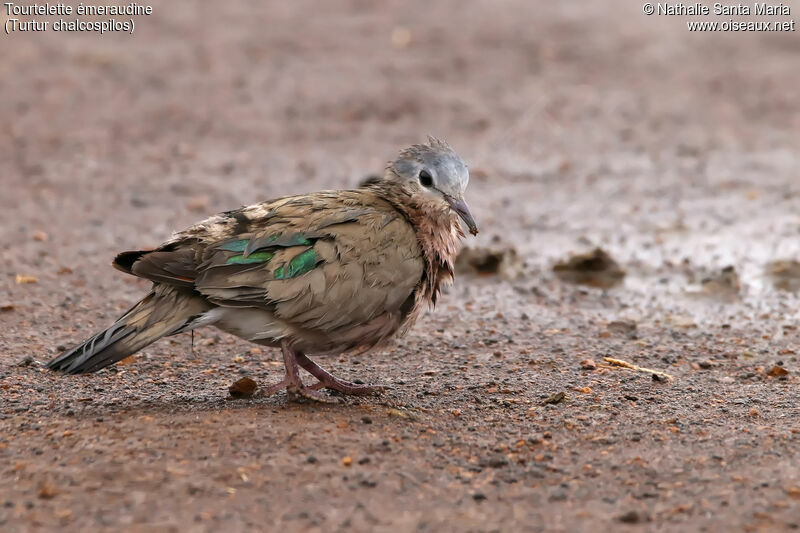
<box><xmin>48</xmin><ymin>288</ymin><xmax>210</xmax><ymax>374</ymax></box>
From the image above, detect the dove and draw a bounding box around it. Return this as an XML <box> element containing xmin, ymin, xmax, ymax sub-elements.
<box><xmin>47</xmin><ymin>137</ymin><xmax>478</xmax><ymax>401</ymax></box>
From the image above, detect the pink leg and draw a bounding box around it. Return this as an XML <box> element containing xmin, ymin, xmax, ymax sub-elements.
<box><xmin>259</xmin><ymin>342</ymin><xmax>337</xmax><ymax>403</ymax></box>
<box><xmin>296</xmin><ymin>352</ymin><xmax>387</xmax><ymax>396</ymax></box>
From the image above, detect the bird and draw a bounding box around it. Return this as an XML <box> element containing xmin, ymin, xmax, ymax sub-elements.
<box><xmin>47</xmin><ymin>137</ymin><xmax>479</xmax><ymax>401</ymax></box>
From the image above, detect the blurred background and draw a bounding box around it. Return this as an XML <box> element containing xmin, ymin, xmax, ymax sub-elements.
<box><xmin>2</xmin><ymin>1</ymin><xmax>800</xmax><ymax>530</ymax></box>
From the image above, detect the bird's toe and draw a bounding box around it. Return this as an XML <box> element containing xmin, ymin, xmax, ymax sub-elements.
<box><xmin>286</xmin><ymin>385</ymin><xmax>340</xmax><ymax>404</ymax></box>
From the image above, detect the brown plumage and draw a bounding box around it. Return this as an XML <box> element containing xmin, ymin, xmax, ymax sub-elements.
<box><xmin>48</xmin><ymin>137</ymin><xmax>478</xmax><ymax>401</ymax></box>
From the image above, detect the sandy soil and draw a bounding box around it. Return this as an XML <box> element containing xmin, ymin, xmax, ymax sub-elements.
<box><xmin>2</xmin><ymin>1</ymin><xmax>800</xmax><ymax>531</ymax></box>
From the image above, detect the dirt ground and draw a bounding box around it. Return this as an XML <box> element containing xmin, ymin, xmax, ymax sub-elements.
<box><xmin>2</xmin><ymin>1</ymin><xmax>800</xmax><ymax>531</ymax></box>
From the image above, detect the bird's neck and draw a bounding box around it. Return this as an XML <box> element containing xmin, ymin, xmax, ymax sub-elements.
<box><xmin>367</xmin><ymin>182</ymin><xmax>464</xmax><ymax>304</ymax></box>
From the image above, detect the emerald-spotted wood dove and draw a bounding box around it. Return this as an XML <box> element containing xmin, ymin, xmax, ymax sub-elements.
<box><xmin>47</xmin><ymin>137</ymin><xmax>478</xmax><ymax>401</ymax></box>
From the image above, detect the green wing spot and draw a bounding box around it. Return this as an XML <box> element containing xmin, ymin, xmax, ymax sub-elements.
<box><xmin>226</xmin><ymin>251</ymin><xmax>274</xmax><ymax>265</ymax></box>
<box><xmin>219</xmin><ymin>239</ymin><xmax>249</xmax><ymax>252</ymax></box>
<box><xmin>274</xmin><ymin>249</ymin><xmax>318</xmax><ymax>279</ymax></box>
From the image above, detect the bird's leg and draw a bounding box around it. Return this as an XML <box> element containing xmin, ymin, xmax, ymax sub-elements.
<box><xmin>296</xmin><ymin>352</ymin><xmax>386</xmax><ymax>395</ymax></box>
<box><xmin>260</xmin><ymin>342</ymin><xmax>337</xmax><ymax>403</ymax></box>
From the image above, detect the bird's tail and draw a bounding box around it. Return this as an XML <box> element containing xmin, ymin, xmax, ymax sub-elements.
<box><xmin>47</xmin><ymin>287</ymin><xmax>211</xmax><ymax>374</ymax></box>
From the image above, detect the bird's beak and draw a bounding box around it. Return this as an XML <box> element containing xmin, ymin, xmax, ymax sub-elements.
<box><xmin>446</xmin><ymin>196</ymin><xmax>479</xmax><ymax>236</ymax></box>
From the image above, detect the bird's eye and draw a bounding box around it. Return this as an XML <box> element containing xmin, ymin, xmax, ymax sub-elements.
<box><xmin>418</xmin><ymin>170</ymin><xmax>433</xmax><ymax>187</ymax></box>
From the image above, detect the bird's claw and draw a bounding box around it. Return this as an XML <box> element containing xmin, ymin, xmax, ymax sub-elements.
<box><xmin>286</xmin><ymin>385</ymin><xmax>340</xmax><ymax>403</ymax></box>
<box><xmin>257</xmin><ymin>377</ymin><xmax>339</xmax><ymax>403</ymax></box>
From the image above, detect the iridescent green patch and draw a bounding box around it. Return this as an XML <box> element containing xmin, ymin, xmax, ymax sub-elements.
<box><xmin>274</xmin><ymin>249</ymin><xmax>318</xmax><ymax>279</ymax></box>
<box><xmin>226</xmin><ymin>251</ymin><xmax>274</xmax><ymax>265</ymax></box>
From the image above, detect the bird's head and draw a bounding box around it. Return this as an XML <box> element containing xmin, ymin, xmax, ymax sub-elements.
<box><xmin>386</xmin><ymin>136</ymin><xmax>478</xmax><ymax>236</ymax></box>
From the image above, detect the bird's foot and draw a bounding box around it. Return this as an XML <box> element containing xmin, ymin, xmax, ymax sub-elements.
<box><xmin>287</xmin><ymin>383</ymin><xmax>339</xmax><ymax>403</ymax></box>
<box><xmin>259</xmin><ymin>377</ymin><xmax>338</xmax><ymax>403</ymax></box>
<box><xmin>259</xmin><ymin>343</ymin><xmax>385</xmax><ymax>402</ymax></box>
<box><xmin>298</xmin><ymin>353</ymin><xmax>387</xmax><ymax>396</ymax></box>
<box><xmin>256</xmin><ymin>342</ymin><xmax>340</xmax><ymax>403</ymax></box>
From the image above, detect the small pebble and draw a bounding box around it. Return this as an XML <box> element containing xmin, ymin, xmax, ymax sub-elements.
<box><xmin>229</xmin><ymin>377</ymin><xmax>258</xmax><ymax>399</ymax></box>
<box><xmin>767</xmin><ymin>365</ymin><xmax>789</xmax><ymax>377</ymax></box>
<box><xmin>37</xmin><ymin>483</ymin><xmax>57</xmax><ymax>500</ymax></box>
<box><xmin>618</xmin><ymin>510</ymin><xmax>641</xmax><ymax>524</ymax></box>
<box><xmin>543</xmin><ymin>392</ymin><xmax>566</xmax><ymax>405</ymax></box>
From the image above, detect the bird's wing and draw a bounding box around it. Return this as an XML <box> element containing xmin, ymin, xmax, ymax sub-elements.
<box><xmin>116</xmin><ymin>191</ymin><xmax>424</xmax><ymax>333</ymax></box>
